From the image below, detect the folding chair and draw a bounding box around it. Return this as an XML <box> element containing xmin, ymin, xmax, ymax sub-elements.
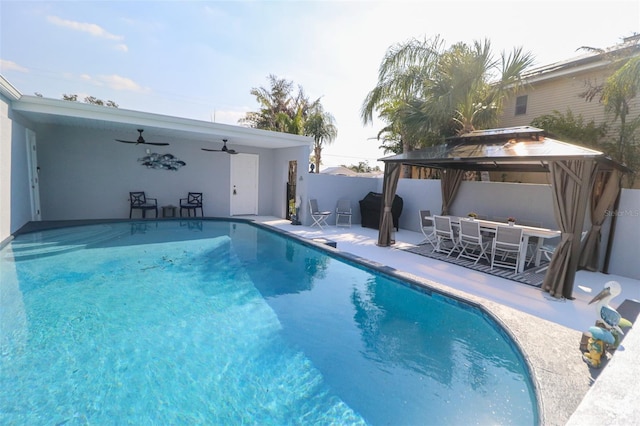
<box><xmin>433</xmin><ymin>215</ymin><xmax>459</xmax><ymax>256</ymax></box>
<box><xmin>418</xmin><ymin>210</ymin><xmax>436</xmax><ymax>248</ymax></box>
<box><xmin>457</xmin><ymin>218</ymin><xmax>492</xmax><ymax>264</ymax></box>
<box><xmin>491</xmin><ymin>225</ymin><xmax>524</xmax><ymax>273</ymax></box>
<box><xmin>335</xmin><ymin>199</ymin><xmax>352</xmax><ymax>227</ymax></box>
<box><xmin>309</xmin><ymin>199</ymin><xmax>331</xmax><ymax>229</ymax></box>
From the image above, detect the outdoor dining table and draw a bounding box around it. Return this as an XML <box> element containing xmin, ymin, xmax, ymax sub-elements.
<box><xmin>443</xmin><ymin>216</ymin><xmax>561</xmax><ymax>273</ymax></box>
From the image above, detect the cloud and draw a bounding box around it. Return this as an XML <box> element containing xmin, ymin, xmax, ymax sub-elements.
<box><xmin>0</xmin><ymin>59</ymin><xmax>29</xmax><ymax>73</ymax></box>
<box><xmin>114</xmin><ymin>43</ymin><xmax>128</xmax><ymax>53</ymax></box>
<box><xmin>76</xmin><ymin>73</ymin><xmax>150</xmax><ymax>94</ymax></box>
<box><xmin>47</xmin><ymin>15</ymin><xmax>124</xmax><ymax>41</ymax></box>
<box><xmin>98</xmin><ymin>74</ymin><xmax>150</xmax><ymax>93</ymax></box>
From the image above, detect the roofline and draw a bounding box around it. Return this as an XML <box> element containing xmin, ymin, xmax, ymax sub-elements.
<box><xmin>0</xmin><ymin>74</ymin><xmax>22</xmax><ymax>101</ymax></box>
<box><xmin>11</xmin><ymin>95</ymin><xmax>313</xmax><ymax>146</ymax></box>
<box><xmin>519</xmin><ymin>39</ymin><xmax>640</xmax><ymax>84</ymax></box>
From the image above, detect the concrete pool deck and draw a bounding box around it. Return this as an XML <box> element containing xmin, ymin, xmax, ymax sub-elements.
<box><xmin>10</xmin><ymin>217</ymin><xmax>639</xmax><ymax>425</ymax></box>
<box><xmin>252</xmin><ymin>217</ymin><xmax>640</xmax><ymax>426</ymax></box>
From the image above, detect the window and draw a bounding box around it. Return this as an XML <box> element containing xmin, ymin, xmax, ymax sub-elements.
<box><xmin>515</xmin><ymin>95</ymin><xmax>528</xmax><ymax>115</ymax></box>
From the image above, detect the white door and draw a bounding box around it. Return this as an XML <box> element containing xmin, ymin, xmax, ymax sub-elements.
<box><xmin>230</xmin><ymin>153</ymin><xmax>259</xmax><ymax>215</ymax></box>
<box><xmin>26</xmin><ymin>129</ymin><xmax>42</xmax><ymax>221</ymax></box>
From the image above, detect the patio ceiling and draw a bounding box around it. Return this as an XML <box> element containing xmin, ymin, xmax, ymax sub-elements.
<box><xmin>11</xmin><ymin>94</ymin><xmax>312</xmax><ymax>150</ymax></box>
<box><xmin>379</xmin><ymin>126</ymin><xmax>630</xmax><ymax>173</ymax></box>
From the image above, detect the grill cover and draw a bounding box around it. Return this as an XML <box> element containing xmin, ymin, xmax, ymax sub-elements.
<box><xmin>358</xmin><ymin>192</ymin><xmax>403</xmax><ymax>230</ymax></box>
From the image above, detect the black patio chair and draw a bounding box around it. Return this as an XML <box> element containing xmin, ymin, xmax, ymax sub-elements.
<box><xmin>180</xmin><ymin>192</ymin><xmax>204</xmax><ymax>217</ymax></box>
<box><xmin>129</xmin><ymin>192</ymin><xmax>158</xmax><ymax>218</ymax></box>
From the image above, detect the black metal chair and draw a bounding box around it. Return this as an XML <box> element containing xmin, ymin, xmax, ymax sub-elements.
<box><xmin>129</xmin><ymin>192</ymin><xmax>158</xmax><ymax>218</ymax></box>
<box><xmin>180</xmin><ymin>192</ymin><xmax>204</xmax><ymax>217</ymax></box>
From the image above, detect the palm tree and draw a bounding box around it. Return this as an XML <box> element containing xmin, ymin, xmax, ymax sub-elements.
<box><xmin>305</xmin><ymin>104</ymin><xmax>338</xmax><ymax>173</ymax></box>
<box><xmin>362</xmin><ymin>36</ymin><xmax>534</xmax><ymax>176</ymax></box>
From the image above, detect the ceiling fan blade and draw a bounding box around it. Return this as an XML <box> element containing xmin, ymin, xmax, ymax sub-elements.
<box><xmin>227</xmin><ymin>149</ymin><xmax>238</xmax><ymax>154</ymax></box>
<box><xmin>201</xmin><ymin>148</ymin><xmax>222</xmax><ymax>152</ymax></box>
<box><xmin>115</xmin><ymin>139</ymin><xmax>137</xmax><ymax>144</ymax></box>
<box><xmin>144</xmin><ymin>142</ymin><xmax>170</xmax><ymax>146</ymax></box>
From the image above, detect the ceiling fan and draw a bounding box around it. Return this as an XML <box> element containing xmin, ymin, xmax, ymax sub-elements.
<box><xmin>201</xmin><ymin>139</ymin><xmax>238</xmax><ymax>154</ymax></box>
<box><xmin>115</xmin><ymin>129</ymin><xmax>169</xmax><ymax>146</ymax></box>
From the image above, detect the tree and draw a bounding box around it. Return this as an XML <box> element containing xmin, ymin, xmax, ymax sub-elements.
<box><xmin>579</xmin><ymin>38</ymin><xmax>640</xmax><ymax>180</ymax></box>
<box><xmin>239</xmin><ymin>74</ymin><xmax>318</xmax><ymax>133</ymax></box>
<box><xmin>305</xmin><ymin>104</ymin><xmax>337</xmax><ymax>173</ymax></box>
<box><xmin>342</xmin><ymin>161</ymin><xmax>381</xmax><ymax>173</ymax></box>
<box><xmin>530</xmin><ymin>109</ymin><xmax>608</xmax><ymax>148</ymax></box>
<box><xmin>62</xmin><ymin>93</ymin><xmax>118</xmax><ymax>108</ymax></box>
<box><xmin>362</xmin><ymin>36</ymin><xmax>534</xmax><ymax>177</ymax></box>
<box><xmin>242</xmin><ymin>74</ymin><xmax>338</xmax><ymax>173</ymax></box>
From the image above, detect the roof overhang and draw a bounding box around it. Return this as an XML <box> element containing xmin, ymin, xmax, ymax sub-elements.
<box><xmin>10</xmin><ymin>95</ymin><xmax>313</xmax><ymax>149</ymax></box>
<box><xmin>379</xmin><ymin>126</ymin><xmax>631</xmax><ymax>174</ymax></box>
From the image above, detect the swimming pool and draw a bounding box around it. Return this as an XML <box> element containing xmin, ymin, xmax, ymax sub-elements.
<box><xmin>0</xmin><ymin>220</ymin><xmax>538</xmax><ymax>424</ymax></box>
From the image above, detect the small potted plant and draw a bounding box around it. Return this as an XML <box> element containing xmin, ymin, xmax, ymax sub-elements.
<box><xmin>468</xmin><ymin>212</ymin><xmax>478</xmax><ymax>220</ymax></box>
<box><xmin>507</xmin><ymin>216</ymin><xmax>516</xmax><ymax>226</ymax></box>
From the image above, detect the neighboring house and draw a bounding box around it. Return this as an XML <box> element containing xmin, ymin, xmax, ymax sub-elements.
<box><xmin>496</xmin><ymin>34</ymin><xmax>640</xmax><ymax>184</ymax></box>
<box><xmin>0</xmin><ymin>75</ymin><xmax>313</xmax><ymax>244</ymax></box>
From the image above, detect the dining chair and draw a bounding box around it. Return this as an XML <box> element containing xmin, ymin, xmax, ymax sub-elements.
<box><xmin>418</xmin><ymin>210</ymin><xmax>436</xmax><ymax>248</ymax></box>
<box><xmin>309</xmin><ymin>199</ymin><xmax>331</xmax><ymax>229</ymax></box>
<box><xmin>129</xmin><ymin>191</ymin><xmax>158</xmax><ymax>219</ymax></box>
<box><xmin>457</xmin><ymin>218</ymin><xmax>492</xmax><ymax>265</ymax></box>
<box><xmin>530</xmin><ymin>230</ymin><xmax>588</xmax><ymax>272</ymax></box>
<box><xmin>433</xmin><ymin>215</ymin><xmax>459</xmax><ymax>256</ymax></box>
<box><xmin>179</xmin><ymin>192</ymin><xmax>204</xmax><ymax>217</ymax></box>
<box><xmin>335</xmin><ymin>199</ymin><xmax>352</xmax><ymax>228</ymax></box>
<box><xmin>490</xmin><ymin>225</ymin><xmax>524</xmax><ymax>273</ymax></box>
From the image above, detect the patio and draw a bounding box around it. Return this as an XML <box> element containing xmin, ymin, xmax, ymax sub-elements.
<box><xmin>252</xmin><ymin>216</ymin><xmax>640</xmax><ymax>425</ymax></box>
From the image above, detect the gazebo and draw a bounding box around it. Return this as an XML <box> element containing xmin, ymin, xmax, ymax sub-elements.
<box><xmin>377</xmin><ymin>126</ymin><xmax>631</xmax><ymax>299</ymax></box>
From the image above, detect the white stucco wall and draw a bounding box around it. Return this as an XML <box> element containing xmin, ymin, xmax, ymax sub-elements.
<box><xmin>607</xmin><ymin>188</ymin><xmax>640</xmax><ymax>279</ymax></box>
<box><xmin>33</xmin><ymin>125</ymin><xmax>307</xmax><ymax>220</ymax></box>
<box><xmin>0</xmin><ymin>94</ymin><xmax>33</xmax><ymax>243</ymax></box>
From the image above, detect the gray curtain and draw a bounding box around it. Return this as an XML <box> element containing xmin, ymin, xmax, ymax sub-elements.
<box><xmin>579</xmin><ymin>168</ymin><xmax>622</xmax><ymax>271</ymax></box>
<box><xmin>377</xmin><ymin>162</ymin><xmax>401</xmax><ymax>246</ymax></box>
<box><xmin>440</xmin><ymin>168</ymin><xmax>465</xmax><ymax>215</ymax></box>
<box><xmin>542</xmin><ymin>159</ymin><xmax>597</xmax><ymax>299</ymax></box>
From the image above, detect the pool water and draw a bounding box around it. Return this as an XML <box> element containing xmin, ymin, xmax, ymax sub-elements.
<box><xmin>0</xmin><ymin>220</ymin><xmax>538</xmax><ymax>425</ymax></box>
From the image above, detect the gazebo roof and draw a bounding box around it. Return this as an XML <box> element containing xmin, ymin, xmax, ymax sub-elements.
<box><xmin>379</xmin><ymin>126</ymin><xmax>630</xmax><ymax>173</ymax></box>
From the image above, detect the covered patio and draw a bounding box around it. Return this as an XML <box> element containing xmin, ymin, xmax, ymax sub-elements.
<box><xmin>376</xmin><ymin>126</ymin><xmax>632</xmax><ymax>300</ymax></box>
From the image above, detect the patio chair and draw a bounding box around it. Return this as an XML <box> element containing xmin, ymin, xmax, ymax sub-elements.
<box><xmin>491</xmin><ymin>225</ymin><xmax>524</xmax><ymax>273</ymax></box>
<box><xmin>530</xmin><ymin>230</ymin><xmax>588</xmax><ymax>271</ymax></box>
<box><xmin>309</xmin><ymin>199</ymin><xmax>331</xmax><ymax>229</ymax></box>
<box><xmin>180</xmin><ymin>192</ymin><xmax>204</xmax><ymax>217</ymax></box>
<box><xmin>335</xmin><ymin>199</ymin><xmax>352</xmax><ymax>228</ymax></box>
<box><xmin>129</xmin><ymin>191</ymin><xmax>158</xmax><ymax>218</ymax></box>
<box><xmin>433</xmin><ymin>215</ymin><xmax>459</xmax><ymax>256</ymax></box>
<box><xmin>418</xmin><ymin>210</ymin><xmax>436</xmax><ymax>248</ymax></box>
<box><xmin>457</xmin><ymin>218</ymin><xmax>492</xmax><ymax>265</ymax></box>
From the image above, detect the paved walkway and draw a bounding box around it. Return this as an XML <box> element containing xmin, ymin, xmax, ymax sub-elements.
<box><xmin>254</xmin><ymin>217</ymin><xmax>640</xmax><ymax>425</ymax></box>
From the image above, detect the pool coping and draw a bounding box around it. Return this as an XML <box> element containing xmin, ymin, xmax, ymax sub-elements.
<box><xmin>8</xmin><ymin>218</ymin><xmax>594</xmax><ymax>425</ymax></box>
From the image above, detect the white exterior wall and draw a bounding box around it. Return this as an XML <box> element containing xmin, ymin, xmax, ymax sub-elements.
<box><xmin>0</xmin><ymin>94</ymin><xmax>33</xmax><ymax>244</ymax></box>
<box><xmin>304</xmin><ymin>174</ymin><xmax>638</xmax><ymax>280</ymax></box>
<box><xmin>607</xmin><ymin>188</ymin><xmax>640</xmax><ymax>279</ymax></box>
<box><xmin>33</xmin><ymin>125</ymin><xmax>307</xmax><ymax>220</ymax></box>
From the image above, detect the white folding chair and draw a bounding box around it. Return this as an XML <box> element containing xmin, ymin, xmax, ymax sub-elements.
<box><xmin>309</xmin><ymin>199</ymin><xmax>331</xmax><ymax>229</ymax></box>
<box><xmin>491</xmin><ymin>225</ymin><xmax>524</xmax><ymax>273</ymax></box>
<box><xmin>418</xmin><ymin>210</ymin><xmax>436</xmax><ymax>247</ymax></box>
<box><xmin>335</xmin><ymin>199</ymin><xmax>352</xmax><ymax>227</ymax></box>
<box><xmin>457</xmin><ymin>218</ymin><xmax>492</xmax><ymax>265</ymax></box>
<box><xmin>433</xmin><ymin>215</ymin><xmax>459</xmax><ymax>256</ymax></box>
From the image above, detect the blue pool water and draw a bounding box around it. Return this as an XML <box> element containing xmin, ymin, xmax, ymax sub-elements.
<box><xmin>0</xmin><ymin>220</ymin><xmax>538</xmax><ymax>425</ymax></box>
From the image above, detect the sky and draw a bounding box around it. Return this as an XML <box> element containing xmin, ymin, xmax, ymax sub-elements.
<box><xmin>1</xmin><ymin>1</ymin><xmax>638</xmax><ymax>170</ymax></box>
